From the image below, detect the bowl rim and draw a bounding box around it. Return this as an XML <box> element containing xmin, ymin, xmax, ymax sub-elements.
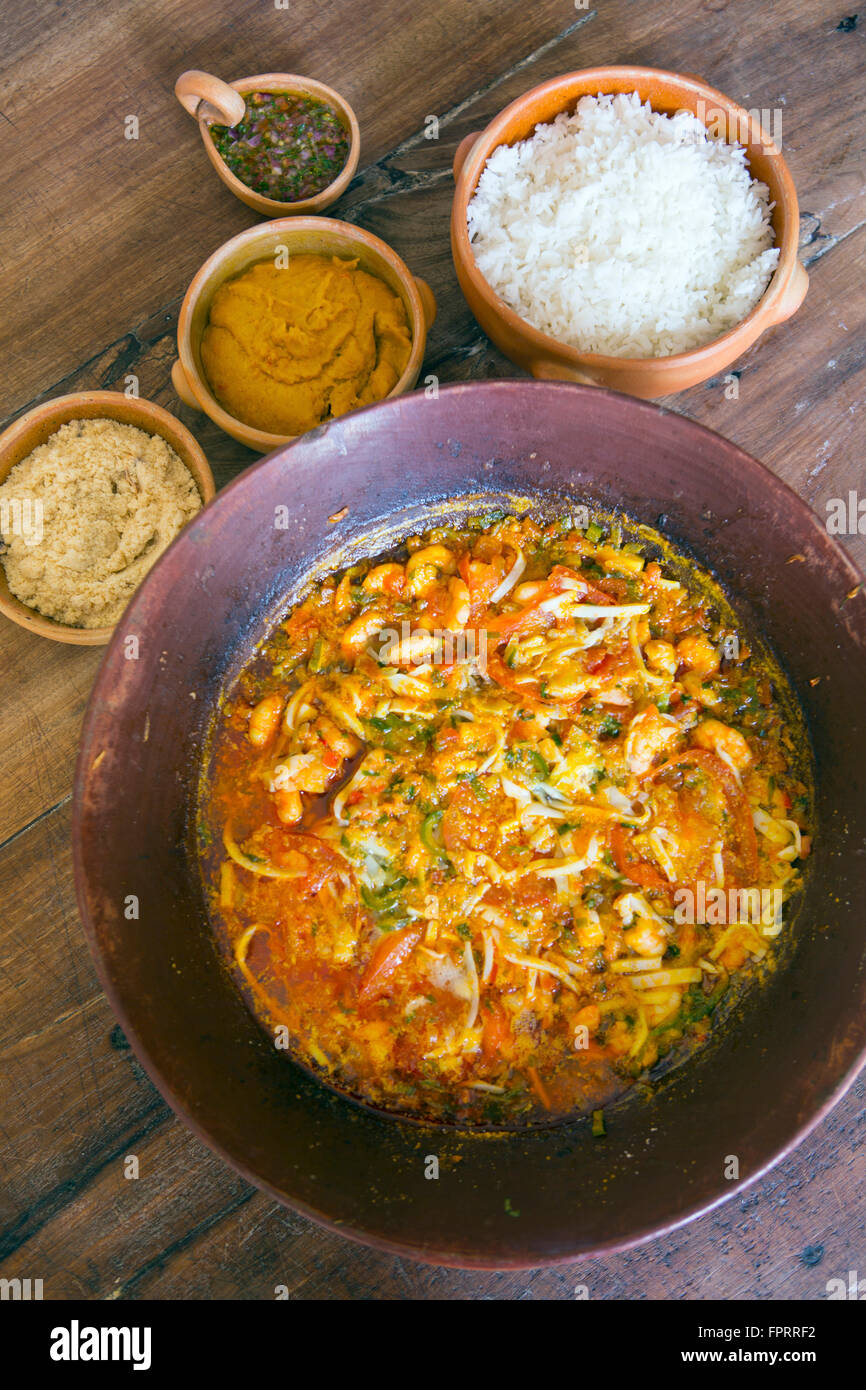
<box><xmin>451</xmin><ymin>64</ymin><xmax>803</xmax><ymax>373</ymax></box>
<box><xmin>72</xmin><ymin>380</ymin><xmax>866</xmax><ymax>1267</ymax></box>
<box><xmin>196</xmin><ymin>72</ymin><xmax>361</xmax><ymax>216</ymax></box>
<box><xmin>176</xmin><ymin>216</ymin><xmax>430</xmax><ymax>451</ymax></box>
<box><xmin>0</xmin><ymin>390</ymin><xmax>214</xmax><ymax>646</ymax></box>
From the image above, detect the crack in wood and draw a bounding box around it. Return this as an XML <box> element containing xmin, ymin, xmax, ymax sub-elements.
<box><xmin>371</xmin><ymin>9</ymin><xmax>598</xmax><ymax>163</ymax></box>
<box><xmin>339</xmin><ymin>10</ymin><xmax>598</xmax><ymax>219</ymax></box>
<box><xmin>0</xmin><ymin>793</ymin><xmax>72</xmax><ymax>857</ymax></box>
<box><xmin>0</xmin><ymin>1098</ymin><xmax>169</xmax><ymax>1264</ymax></box>
<box><xmin>340</xmin><ymin>164</ymin><xmax>455</xmax><ymax>222</ymax></box>
<box><xmin>801</xmin><ymin>211</ymin><xmax>866</xmax><ymax>269</ymax></box>
<box><xmin>104</xmin><ymin>1188</ymin><xmax>257</xmax><ymax>1300</ymax></box>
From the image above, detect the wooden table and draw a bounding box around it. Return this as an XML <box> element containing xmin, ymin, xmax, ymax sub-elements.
<box><xmin>1</xmin><ymin>0</ymin><xmax>863</xmax><ymax>1300</ymax></box>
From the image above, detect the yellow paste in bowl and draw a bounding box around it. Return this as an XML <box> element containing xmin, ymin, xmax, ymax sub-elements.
<box><xmin>200</xmin><ymin>255</ymin><xmax>413</xmax><ymax>435</ymax></box>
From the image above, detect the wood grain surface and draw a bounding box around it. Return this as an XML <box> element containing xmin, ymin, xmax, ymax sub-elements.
<box><xmin>0</xmin><ymin>0</ymin><xmax>863</xmax><ymax>1300</ymax></box>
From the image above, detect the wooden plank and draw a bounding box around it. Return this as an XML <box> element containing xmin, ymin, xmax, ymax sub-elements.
<box><xmin>0</xmin><ymin>630</ymin><xmax>102</xmax><ymax>843</ymax></box>
<box><xmin>0</xmin><ymin>801</ymin><xmax>170</xmax><ymax>1246</ymax></box>
<box><xmin>0</xmin><ymin>1117</ymin><xmax>252</xmax><ymax>1301</ymax></box>
<box><xmin>665</xmin><ymin>229</ymin><xmax>866</xmax><ymax>576</ymax></box>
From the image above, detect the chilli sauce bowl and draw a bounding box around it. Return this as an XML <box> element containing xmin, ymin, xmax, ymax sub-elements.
<box><xmin>171</xmin><ymin>217</ymin><xmax>437</xmax><ymax>453</ymax></box>
<box><xmin>451</xmin><ymin>67</ymin><xmax>809</xmax><ymax>399</ymax></box>
<box><xmin>72</xmin><ymin>382</ymin><xmax>866</xmax><ymax>1266</ymax></box>
<box><xmin>175</xmin><ymin>69</ymin><xmax>361</xmax><ymax>218</ymax></box>
<box><xmin>0</xmin><ymin>391</ymin><xmax>214</xmax><ymax>646</ymax></box>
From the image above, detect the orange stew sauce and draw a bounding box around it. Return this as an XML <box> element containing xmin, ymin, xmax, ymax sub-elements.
<box><xmin>198</xmin><ymin>512</ymin><xmax>812</xmax><ymax>1125</ymax></box>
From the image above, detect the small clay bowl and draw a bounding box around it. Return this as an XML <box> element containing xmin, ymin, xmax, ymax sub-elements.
<box><xmin>171</xmin><ymin>217</ymin><xmax>437</xmax><ymax>453</ymax></box>
<box><xmin>0</xmin><ymin>391</ymin><xmax>214</xmax><ymax>646</ymax></box>
<box><xmin>175</xmin><ymin>69</ymin><xmax>361</xmax><ymax>217</ymax></box>
<box><xmin>451</xmin><ymin>66</ymin><xmax>809</xmax><ymax>398</ymax></box>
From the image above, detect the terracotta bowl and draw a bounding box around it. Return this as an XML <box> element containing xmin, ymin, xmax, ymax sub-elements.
<box><xmin>0</xmin><ymin>391</ymin><xmax>214</xmax><ymax>646</ymax></box>
<box><xmin>171</xmin><ymin>217</ymin><xmax>437</xmax><ymax>452</ymax></box>
<box><xmin>175</xmin><ymin>69</ymin><xmax>361</xmax><ymax>218</ymax></box>
<box><xmin>451</xmin><ymin>67</ymin><xmax>809</xmax><ymax>398</ymax></box>
<box><xmin>73</xmin><ymin>382</ymin><xmax>866</xmax><ymax>1266</ymax></box>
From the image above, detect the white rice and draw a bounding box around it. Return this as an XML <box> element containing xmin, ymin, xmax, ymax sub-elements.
<box><xmin>466</xmin><ymin>92</ymin><xmax>780</xmax><ymax>358</ymax></box>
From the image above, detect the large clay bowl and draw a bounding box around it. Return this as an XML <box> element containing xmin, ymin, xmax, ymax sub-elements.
<box><xmin>73</xmin><ymin>382</ymin><xmax>866</xmax><ymax>1267</ymax></box>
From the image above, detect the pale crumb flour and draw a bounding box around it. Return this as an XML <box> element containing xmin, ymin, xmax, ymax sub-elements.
<box><xmin>0</xmin><ymin>417</ymin><xmax>202</xmax><ymax>627</ymax></box>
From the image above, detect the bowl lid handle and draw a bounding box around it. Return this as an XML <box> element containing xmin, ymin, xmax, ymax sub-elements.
<box><xmin>175</xmin><ymin>70</ymin><xmax>246</xmax><ymax>127</ymax></box>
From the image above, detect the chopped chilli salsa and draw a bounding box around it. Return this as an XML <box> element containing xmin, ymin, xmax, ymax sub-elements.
<box><xmin>199</xmin><ymin>513</ymin><xmax>812</xmax><ymax>1125</ymax></box>
<box><xmin>210</xmin><ymin>91</ymin><xmax>350</xmax><ymax>203</ymax></box>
